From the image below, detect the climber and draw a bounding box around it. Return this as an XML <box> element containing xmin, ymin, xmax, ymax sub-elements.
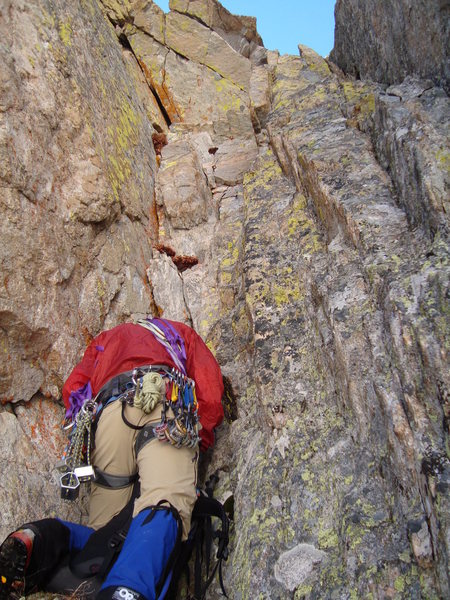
<box><xmin>0</xmin><ymin>317</ymin><xmax>224</xmax><ymax>600</ymax></box>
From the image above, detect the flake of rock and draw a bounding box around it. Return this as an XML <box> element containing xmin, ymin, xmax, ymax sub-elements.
<box><xmin>169</xmin><ymin>0</ymin><xmax>264</xmax><ymax>57</ymax></box>
<box><xmin>249</xmin><ymin>65</ymin><xmax>271</xmax><ymax>130</ymax></box>
<box><xmin>122</xmin><ymin>48</ymin><xmax>168</xmax><ymax>134</ymax></box>
<box><xmin>127</xmin><ymin>28</ymin><xmax>254</xmax><ymax>139</ymax></box>
<box><xmin>132</xmin><ymin>0</ymin><xmax>166</xmax><ymax>44</ymax></box>
<box><xmin>213</xmin><ymin>138</ymin><xmax>258</xmax><ymax>185</ymax></box>
<box><xmin>165</xmin><ymin>11</ymin><xmax>251</xmax><ymax>91</ymax></box>
<box><xmin>274</xmin><ymin>544</ymin><xmax>327</xmax><ymax>591</ymax></box>
<box><xmin>157</xmin><ymin>139</ymin><xmax>211</xmax><ymax>229</ymax></box>
<box><xmin>146</xmin><ymin>253</ymin><xmax>190</xmax><ymax>323</ymax></box>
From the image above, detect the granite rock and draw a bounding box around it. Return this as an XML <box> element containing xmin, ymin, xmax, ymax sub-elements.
<box><xmin>0</xmin><ymin>1</ymin><xmax>448</xmax><ymax>599</ymax></box>
<box><xmin>165</xmin><ymin>11</ymin><xmax>251</xmax><ymax>91</ymax></box>
<box><xmin>331</xmin><ymin>0</ymin><xmax>449</xmax><ymax>92</ymax></box>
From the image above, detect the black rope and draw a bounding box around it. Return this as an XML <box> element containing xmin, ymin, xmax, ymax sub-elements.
<box><xmin>121</xmin><ymin>401</ymin><xmax>145</xmax><ymax>430</ymax></box>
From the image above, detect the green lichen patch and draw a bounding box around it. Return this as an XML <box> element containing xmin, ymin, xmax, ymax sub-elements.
<box><xmin>58</xmin><ymin>19</ymin><xmax>73</xmax><ymax>46</ymax></box>
<box><xmin>318</xmin><ymin>527</ymin><xmax>339</xmax><ymax>549</ymax></box>
<box><xmin>105</xmin><ymin>97</ymin><xmax>142</xmax><ymax>202</ymax></box>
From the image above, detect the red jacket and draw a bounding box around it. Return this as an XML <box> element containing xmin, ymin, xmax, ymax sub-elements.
<box><xmin>62</xmin><ymin>321</ymin><xmax>224</xmax><ymax>450</ymax></box>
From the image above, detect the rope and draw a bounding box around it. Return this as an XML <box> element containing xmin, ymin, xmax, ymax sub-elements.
<box><xmin>133</xmin><ymin>372</ymin><xmax>165</xmax><ymax>414</ymax></box>
<box><xmin>66</xmin><ymin>402</ymin><xmax>95</xmax><ymax>469</ymax></box>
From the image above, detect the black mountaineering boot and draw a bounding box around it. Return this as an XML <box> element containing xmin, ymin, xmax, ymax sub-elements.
<box><xmin>0</xmin><ymin>528</ymin><xmax>35</xmax><ymax>599</ymax></box>
<box><xmin>0</xmin><ymin>518</ymin><xmax>71</xmax><ymax>598</ymax></box>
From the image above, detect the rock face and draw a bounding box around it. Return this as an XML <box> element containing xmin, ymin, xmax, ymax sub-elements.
<box><xmin>0</xmin><ymin>1</ymin><xmax>448</xmax><ymax>599</ymax></box>
<box><xmin>331</xmin><ymin>0</ymin><xmax>450</xmax><ymax>93</ymax></box>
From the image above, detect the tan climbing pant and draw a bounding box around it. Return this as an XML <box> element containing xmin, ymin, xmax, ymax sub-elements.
<box><xmin>88</xmin><ymin>400</ymin><xmax>198</xmax><ymax>539</ymax></box>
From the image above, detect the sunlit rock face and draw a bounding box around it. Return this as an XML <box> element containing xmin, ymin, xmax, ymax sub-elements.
<box><xmin>0</xmin><ymin>1</ymin><xmax>448</xmax><ymax>598</ymax></box>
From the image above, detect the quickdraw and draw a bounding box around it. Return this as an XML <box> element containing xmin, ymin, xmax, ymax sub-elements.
<box><xmin>114</xmin><ymin>366</ymin><xmax>199</xmax><ymax>447</ymax></box>
<box><xmin>58</xmin><ymin>365</ymin><xmax>199</xmax><ymax>499</ymax></box>
<box><xmin>152</xmin><ymin>367</ymin><xmax>199</xmax><ymax>448</ymax></box>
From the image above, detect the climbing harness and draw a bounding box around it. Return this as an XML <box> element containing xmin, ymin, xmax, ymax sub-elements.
<box><xmin>58</xmin><ymin>318</ymin><xmax>200</xmax><ymax>500</ymax></box>
<box><xmin>135</xmin><ymin>318</ymin><xmax>199</xmax><ymax>448</ymax></box>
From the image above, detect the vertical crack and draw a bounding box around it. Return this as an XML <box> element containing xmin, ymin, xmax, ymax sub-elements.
<box><xmin>117</xmin><ymin>31</ymin><xmax>173</xmax><ymax>128</ymax></box>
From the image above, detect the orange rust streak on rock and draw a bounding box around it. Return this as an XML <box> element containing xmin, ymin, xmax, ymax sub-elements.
<box><xmin>138</xmin><ymin>60</ymin><xmax>181</xmax><ymax>123</ymax></box>
<box><xmin>81</xmin><ymin>327</ymin><xmax>94</xmax><ymax>347</ymax></box>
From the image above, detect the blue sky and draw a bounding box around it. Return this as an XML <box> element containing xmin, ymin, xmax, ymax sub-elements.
<box><xmin>153</xmin><ymin>1</ymin><xmax>336</xmax><ymax>57</ymax></box>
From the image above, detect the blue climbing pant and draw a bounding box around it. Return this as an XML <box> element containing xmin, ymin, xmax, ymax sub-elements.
<box><xmin>57</xmin><ymin>519</ymin><xmax>94</xmax><ymax>551</ymax></box>
<box><xmin>100</xmin><ymin>504</ymin><xmax>180</xmax><ymax>599</ymax></box>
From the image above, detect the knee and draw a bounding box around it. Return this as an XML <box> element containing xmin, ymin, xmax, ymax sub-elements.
<box><xmin>100</xmin><ymin>503</ymin><xmax>183</xmax><ymax>600</ymax></box>
<box><xmin>132</xmin><ymin>502</ymin><xmax>182</xmax><ymax>538</ymax></box>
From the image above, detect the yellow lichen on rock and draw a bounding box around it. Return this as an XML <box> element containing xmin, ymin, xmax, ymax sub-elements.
<box><xmin>58</xmin><ymin>19</ymin><xmax>72</xmax><ymax>46</ymax></box>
